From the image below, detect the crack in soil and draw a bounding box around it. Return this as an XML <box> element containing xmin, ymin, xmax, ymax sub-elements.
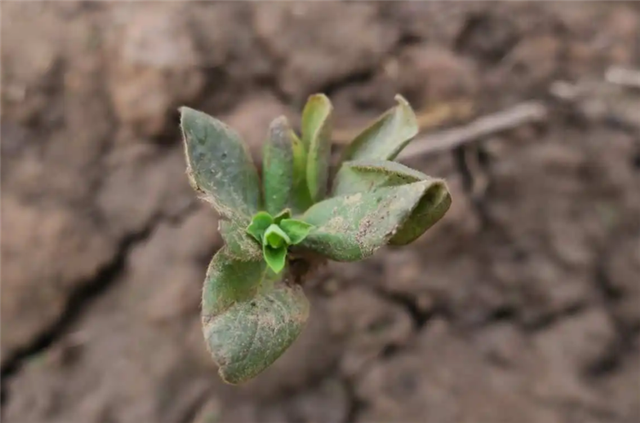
<box><xmin>343</xmin><ymin>374</ymin><xmax>365</xmax><ymax>423</ymax></box>
<box><xmin>0</xmin><ymin>206</ymin><xmax>199</xmax><ymax>412</ymax></box>
<box><xmin>522</xmin><ymin>302</ymin><xmax>589</xmax><ymax>333</ymax></box>
<box><xmin>0</xmin><ymin>229</ymin><xmax>149</xmax><ymax>409</ymax></box>
<box><xmin>373</xmin><ymin>288</ymin><xmax>437</xmax><ymax>331</ymax></box>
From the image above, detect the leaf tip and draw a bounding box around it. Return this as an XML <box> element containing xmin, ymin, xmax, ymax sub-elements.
<box><xmin>393</xmin><ymin>94</ymin><xmax>410</xmax><ymax>107</ymax></box>
<box><xmin>307</xmin><ymin>93</ymin><xmax>332</xmax><ymax>107</ymax></box>
<box><xmin>179</xmin><ymin>106</ymin><xmax>199</xmax><ymax>125</ymax></box>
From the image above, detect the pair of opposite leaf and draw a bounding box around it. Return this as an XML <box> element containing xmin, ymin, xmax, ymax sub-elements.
<box><xmin>246</xmin><ymin>210</ymin><xmax>312</xmax><ymax>274</ymax></box>
<box><xmin>181</xmin><ymin>94</ymin><xmax>452</xmax><ymax>385</ymax></box>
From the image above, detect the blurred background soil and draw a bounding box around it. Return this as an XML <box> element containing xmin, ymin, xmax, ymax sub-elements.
<box><xmin>1</xmin><ymin>2</ymin><xmax>639</xmax><ymax>423</ymax></box>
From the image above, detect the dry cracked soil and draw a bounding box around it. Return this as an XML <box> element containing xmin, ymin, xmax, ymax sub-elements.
<box><xmin>2</xmin><ymin>2</ymin><xmax>639</xmax><ymax>423</ymax></box>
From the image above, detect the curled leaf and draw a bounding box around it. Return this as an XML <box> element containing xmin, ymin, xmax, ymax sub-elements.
<box><xmin>332</xmin><ymin>159</ymin><xmax>451</xmax><ymax>245</ymax></box>
<box><xmin>299</xmin><ymin>181</ymin><xmax>431</xmax><ymax>261</ymax></box>
<box><xmin>264</xmin><ymin>224</ymin><xmax>291</xmax><ymax>248</ymax></box>
<box><xmin>202</xmin><ymin>249</ymin><xmax>309</xmax><ymax>384</ymax></box>
<box><xmin>274</xmin><ymin>209</ymin><xmax>292</xmax><ymax>223</ymax></box>
<box><xmin>302</xmin><ymin>94</ymin><xmax>333</xmax><ymax>203</ymax></box>
<box><xmin>340</xmin><ymin>95</ymin><xmax>418</xmax><ymax>164</ymax></box>
<box><xmin>389</xmin><ymin>180</ymin><xmax>451</xmax><ymax>245</ymax></box>
<box><xmin>181</xmin><ymin>107</ymin><xmax>261</xmax><ymax>219</ymax></box>
<box><xmin>263</xmin><ymin>116</ymin><xmax>295</xmax><ymax>215</ymax></box>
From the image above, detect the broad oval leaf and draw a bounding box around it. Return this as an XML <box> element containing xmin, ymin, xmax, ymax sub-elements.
<box><xmin>299</xmin><ymin>181</ymin><xmax>431</xmax><ymax>261</ymax></box>
<box><xmin>302</xmin><ymin>94</ymin><xmax>333</xmax><ymax>203</ymax></box>
<box><xmin>263</xmin><ymin>116</ymin><xmax>294</xmax><ymax>215</ymax></box>
<box><xmin>203</xmin><ymin>282</ymin><xmax>310</xmax><ymax>384</ymax></box>
<box><xmin>202</xmin><ymin>247</ymin><xmax>267</xmax><ymax>318</ymax></box>
<box><xmin>181</xmin><ymin>107</ymin><xmax>261</xmax><ymax>219</ymax></box>
<box><xmin>340</xmin><ymin>95</ymin><xmax>418</xmax><ymax>163</ymax></box>
<box><xmin>331</xmin><ymin>159</ymin><xmax>451</xmax><ymax>245</ymax></box>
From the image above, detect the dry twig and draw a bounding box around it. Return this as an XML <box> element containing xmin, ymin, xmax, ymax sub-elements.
<box><xmin>398</xmin><ymin>101</ymin><xmax>548</xmax><ymax>160</ymax></box>
<box><xmin>605</xmin><ymin>66</ymin><xmax>640</xmax><ymax>89</ymax></box>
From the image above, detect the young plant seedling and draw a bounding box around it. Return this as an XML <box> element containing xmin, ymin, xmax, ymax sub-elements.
<box><xmin>181</xmin><ymin>94</ymin><xmax>452</xmax><ymax>384</ymax></box>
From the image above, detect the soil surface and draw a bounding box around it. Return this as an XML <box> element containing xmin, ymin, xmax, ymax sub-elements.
<box><xmin>2</xmin><ymin>2</ymin><xmax>639</xmax><ymax>423</ymax></box>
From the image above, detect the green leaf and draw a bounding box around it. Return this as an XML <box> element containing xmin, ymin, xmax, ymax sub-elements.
<box><xmin>263</xmin><ymin>244</ymin><xmax>287</xmax><ymax>273</ymax></box>
<box><xmin>390</xmin><ymin>180</ymin><xmax>451</xmax><ymax>245</ymax></box>
<box><xmin>331</xmin><ymin>159</ymin><xmax>451</xmax><ymax>245</ymax></box>
<box><xmin>290</xmin><ymin>131</ymin><xmax>313</xmax><ymax>214</ymax></box>
<box><xmin>202</xmin><ymin>248</ymin><xmax>309</xmax><ymax>384</ymax></box>
<box><xmin>332</xmin><ymin>159</ymin><xmax>427</xmax><ymax>197</ymax></box>
<box><xmin>299</xmin><ymin>181</ymin><xmax>431</xmax><ymax>261</ymax></box>
<box><xmin>279</xmin><ymin>219</ymin><xmax>314</xmax><ymax>245</ymax></box>
<box><xmin>220</xmin><ymin>219</ymin><xmax>263</xmax><ymax>262</ymax></box>
<box><xmin>246</xmin><ymin>212</ymin><xmax>274</xmax><ymax>243</ymax></box>
<box><xmin>263</xmin><ymin>116</ymin><xmax>295</xmax><ymax>215</ymax></box>
<box><xmin>302</xmin><ymin>94</ymin><xmax>333</xmax><ymax>203</ymax></box>
<box><xmin>202</xmin><ymin>247</ymin><xmax>266</xmax><ymax>317</ymax></box>
<box><xmin>181</xmin><ymin>107</ymin><xmax>261</xmax><ymax>218</ymax></box>
<box><xmin>264</xmin><ymin>224</ymin><xmax>291</xmax><ymax>248</ymax></box>
<box><xmin>203</xmin><ymin>283</ymin><xmax>309</xmax><ymax>384</ymax></box>
<box><xmin>340</xmin><ymin>95</ymin><xmax>418</xmax><ymax>163</ymax></box>
<box><xmin>273</xmin><ymin>208</ymin><xmax>292</xmax><ymax>224</ymax></box>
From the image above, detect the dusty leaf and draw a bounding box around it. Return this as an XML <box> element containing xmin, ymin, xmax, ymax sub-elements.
<box><xmin>332</xmin><ymin>159</ymin><xmax>451</xmax><ymax>245</ymax></box>
<box><xmin>181</xmin><ymin>107</ymin><xmax>261</xmax><ymax>218</ymax></box>
<box><xmin>220</xmin><ymin>219</ymin><xmax>262</xmax><ymax>262</ymax></box>
<box><xmin>340</xmin><ymin>95</ymin><xmax>418</xmax><ymax>163</ymax></box>
<box><xmin>263</xmin><ymin>116</ymin><xmax>295</xmax><ymax>215</ymax></box>
<box><xmin>389</xmin><ymin>181</ymin><xmax>451</xmax><ymax>245</ymax></box>
<box><xmin>302</xmin><ymin>94</ymin><xmax>333</xmax><ymax>203</ymax></box>
<box><xmin>202</xmin><ymin>251</ymin><xmax>309</xmax><ymax>384</ymax></box>
<box><xmin>201</xmin><ymin>247</ymin><xmax>267</xmax><ymax>317</ymax></box>
<box><xmin>299</xmin><ymin>181</ymin><xmax>431</xmax><ymax>261</ymax></box>
<box><xmin>332</xmin><ymin>159</ymin><xmax>426</xmax><ymax>196</ymax></box>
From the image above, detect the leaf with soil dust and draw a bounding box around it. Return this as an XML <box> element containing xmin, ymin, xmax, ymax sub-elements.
<box><xmin>332</xmin><ymin>159</ymin><xmax>452</xmax><ymax>245</ymax></box>
<box><xmin>219</xmin><ymin>219</ymin><xmax>262</xmax><ymax>262</ymax></box>
<box><xmin>181</xmin><ymin>107</ymin><xmax>261</xmax><ymax>219</ymax></box>
<box><xmin>201</xmin><ymin>247</ymin><xmax>309</xmax><ymax>384</ymax></box>
<box><xmin>298</xmin><ymin>181</ymin><xmax>431</xmax><ymax>261</ymax></box>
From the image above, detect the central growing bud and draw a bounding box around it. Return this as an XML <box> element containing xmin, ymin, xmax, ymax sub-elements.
<box><xmin>246</xmin><ymin>210</ymin><xmax>314</xmax><ymax>273</ymax></box>
<box><xmin>264</xmin><ymin>224</ymin><xmax>291</xmax><ymax>248</ymax></box>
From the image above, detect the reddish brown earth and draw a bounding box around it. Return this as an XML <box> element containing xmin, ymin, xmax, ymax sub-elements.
<box><xmin>2</xmin><ymin>2</ymin><xmax>639</xmax><ymax>422</ymax></box>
